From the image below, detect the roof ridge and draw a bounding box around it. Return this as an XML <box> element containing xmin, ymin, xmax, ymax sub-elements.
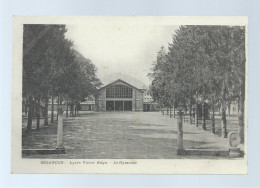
<box><xmin>99</xmin><ymin>78</ymin><xmax>145</xmax><ymax>93</ymax></box>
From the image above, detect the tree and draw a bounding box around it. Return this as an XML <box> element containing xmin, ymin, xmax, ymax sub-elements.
<box><xmin>65</xmin><ymin>50</ymin><xmax>102</xmax><ymax>116</ymax></box>
<box><xmin>23</xmin><ymin>24</ymin><xmax>102</xmax><ymax>131</ymax></box>
<box><xmin>200</xmin><ymin>26</ymin><xmax>246</xmax><ymax>138</ymax></box>
<box><xmin>23</xmin><ymin>25</ymin><xmax>73</xmax><ymax>129</ymax></box>
<box><xmin>149</xmin><ymin>46</ymin><xmax>171</xmax><ymax>109</ymax></box>
<box><xmin>150</xmin><ymin>25</ymin><xmax>246</xmax><ymax>139</ymax></box>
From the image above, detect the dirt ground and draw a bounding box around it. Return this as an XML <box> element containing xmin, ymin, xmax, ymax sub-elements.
<box><xmin>22</xmin><ymin>111</ymin><xmax>242</xmax><ymax>159</ymax></box>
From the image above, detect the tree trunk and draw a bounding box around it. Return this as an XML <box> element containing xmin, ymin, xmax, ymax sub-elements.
<box><xmin>218</xmin><ymin>103</ymin><xmax>221</xmax><ymax>115</ymax></box>
<box><xmin>238</xmin><ymin>111</ymin><xmax>244</xmax><ymax>144</ymax></box>
<box><xmin>34</xmin><ymin>104</ymin><xmax>37</xmax><ymax>117</ymax></box>
<box><xmin>166</xmin><ymin>107</ymin><xmax>169</xmax><ymax>115</ymax></box>
<box><xmin>69</xmin><ymin>104</ymin><xmax>71</xmax><ymax>117</ymax></box>
<box><xmin>238</xmin><ymin>80</ymin><xmax>245</xmax><ymax>144</ymax></box>
<box><xmin>36</xmin><ymin>98</ymin><xmax>41</xmax><ymax>130</ymax></box>
<box><xmin>189</xmin><ymin>105</ymin><xmax>192</xmax><ymax>125</ymax></box>
<box><xmin>162</xmin><ymin>107</ymin><xmax>164</xmax><ymax>115</ymax></box>
<box><xmin>70</xmin><ymin>104</ymin><xmax>73</xmax><ymax>117</ymax></box>
<box><xmin>32</xmin><ymin>103</ymin><xmax>36</xmax><ymax>117</ymax></box>
<box><xmin>74</xmin><ymin>104</ymin><xmax>77</xmax><ymax>117</ymax></box>
<box><xmin>51</xmin><ymin>95</ymin><xmax>54</xmax><ymax>123</ymax></box>
<box><xmin>56</xmin><ymin>96</ymin><xmax>59</xmax><ymax>121</ymax></box>
<box><xmin>228</xmin><ymin>102</ymin><xmax>231</xmax><ymax>117</ymax></box>
<box><xmin>195</xmin><ymin>104</ymin><xmax>198</xmax><ymax>127</ymax></box>
<box><xmin>170</xmin><ymin>106</ymin><xmax>172</xmax><ymax>118</ymax></box>
<box><xmin>44</xmin><ymin>96</ymin><xmax>49</xmax><ymax>126</ymax></box>
<box><xmin>27</xmin><ymin>95</ymin><xmax>33</xmax><ymax>132</ymax></box>
<box><xmin>221</xmin><ymin>102</ymin><xmax>227</xmax><ymax>138</ymax></box>
<box><xmin>211</xmin><ymin>104</ymin><xmax>215</xmax><ymax>134</ymax></box>
<box><xmin>66</xmin><ymin>100</ymin><xmax>69</xmax><ymax>118</ymax></box>
<box><xmin>202</xmin><ymin>103</ymin><xmax>206</xmax><ymax>130</ymax></box>
<box><xmin>25</xmin><ymin>98</ymin><xmax>28</xmax><ymax>115</ymax></box>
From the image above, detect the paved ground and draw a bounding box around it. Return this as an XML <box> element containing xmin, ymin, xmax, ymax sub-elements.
<box><xmin>22</xmin><ymin>111</ymin><xmax>240</xmax><ymax>159</ymax></box>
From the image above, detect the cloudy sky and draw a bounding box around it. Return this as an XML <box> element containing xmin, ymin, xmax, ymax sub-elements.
<box><xmin>65</xmin><ymin>23</ymin><xmax>179</xmax><ymax>86</ymax></box>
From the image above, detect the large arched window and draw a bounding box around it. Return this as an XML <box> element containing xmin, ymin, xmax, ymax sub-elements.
<box><xmin>106</xmin><ymin>84</ymin><xmax>133</xmax><ymax>98</ymax></box>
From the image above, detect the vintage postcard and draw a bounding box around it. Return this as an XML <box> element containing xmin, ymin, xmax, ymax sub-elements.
<box><xmin>12</xmin><ymin>16</ymin><xmax>248</xmax><ymax>174</ymax></box>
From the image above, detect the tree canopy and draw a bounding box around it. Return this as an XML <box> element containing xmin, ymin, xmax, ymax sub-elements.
<box><xmin>149</xmin><ymin>25</ymin><xmax>246</xmax><ymax>139</ymax></box>
<box><xmin>23</xmin><ymin>24</ymin><xmax>102</xmax><ymax>130</ymax></box>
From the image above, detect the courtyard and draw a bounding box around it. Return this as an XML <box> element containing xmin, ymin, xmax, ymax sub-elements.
<box><xmin>22</xmin><ymin>111</ymin><xmax>237</xmax><ymax>159</ymax></box>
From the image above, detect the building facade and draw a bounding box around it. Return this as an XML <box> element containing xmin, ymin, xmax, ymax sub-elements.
<box><xmin>96</xmin><ymin>79</ymin><xmax>144</xmax><ymax>111</ymax></box>
<box><xmin>143</xmin><ymin>91</ymin><xmax>160</xmax><ymax>111</ymax></box>
<box><xmin>80</xmin><ymin>95</ymin><xmax>96</xmax><ymax>111</ymax></box>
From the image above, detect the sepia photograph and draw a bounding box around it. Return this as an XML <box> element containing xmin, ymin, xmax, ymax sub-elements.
<box><xmin>12</xmin><ymin>16</ymin><xmax>248</xmax><ymax>174</ymax></box>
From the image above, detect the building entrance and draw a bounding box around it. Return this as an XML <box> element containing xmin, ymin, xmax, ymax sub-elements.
<box><xmin>124</xmin><ymin>101</ymin><xmax>132</xmax><ymax>111</ymax></box>
<box><xmin>115</xmin><ymin>101</ymin><xmax>123</xmax><ymax>111</ymax></box>
<box><xmin>106</xmin><ymin>101</ymin><xmax>114</xmax><ymax>111</ymax></box>
<box><xmin>106</xmin><ymin>100</ymin><xmax>132</xmax><ymax>111</ymax></box>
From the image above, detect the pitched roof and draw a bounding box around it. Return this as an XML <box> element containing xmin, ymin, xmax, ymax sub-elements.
<box><xmin>99</xmin><ymin>79</ymin><xmax>145</xmax><ymax>93</ymax></box>
<box><xmin>100</xmin><ymin>73</ymin><xmax>148</xmax><ymax>90</ymax></box>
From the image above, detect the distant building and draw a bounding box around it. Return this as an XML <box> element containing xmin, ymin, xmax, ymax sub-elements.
<box><xmin>96</xmin><ymin>79</ymin><xmax>144</xmax><ymax>111</ymax></box>
<box><xmin>228</xmin><ymin>101</ymin><xmax>239</xmax><ymax>115</ymax></box>
<box><xmin>143</xmin><ymin>91</ymin><xmax>160</xmax><ymax>111</ymax></box>
<box><xmin>80</xmin><ymin>95</ymin><xmax>96</xmax><ymax>111</ymax></box>
<box><xmin>143</xmin><ymin>91</ymin><xmax>153</xmax><ymax>103</ymax></box>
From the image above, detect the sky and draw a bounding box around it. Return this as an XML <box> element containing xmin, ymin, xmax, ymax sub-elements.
<box><xmin>65</xmin><ymin>23</ymin><xmax>179</xmax><ymax>86</ymax></box>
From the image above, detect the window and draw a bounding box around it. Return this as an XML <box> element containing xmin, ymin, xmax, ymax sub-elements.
<box><xmin>106</xmin><ymin>84</ymin><xmax>133</xmax><ymax>98</ymax></box>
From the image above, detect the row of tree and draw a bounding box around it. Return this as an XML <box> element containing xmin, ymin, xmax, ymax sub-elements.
<box><xmin>23</xmin><ymin>24</ymin><xmax>101</xmax><ymax>132</ymax></box>
<box><xmin>149</xmin><ymin>26</ymin><xmax>245</xmax><ymax>143</ymax></box>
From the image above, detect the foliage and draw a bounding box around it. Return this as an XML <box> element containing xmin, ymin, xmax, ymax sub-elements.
<box><xmin>23</xmin><ymin>24</ymin><xmax>102</xmax><ymax>130</ymax></box>
<box><xmin>149</xmin><ymin>25</ymin><xmax>246</xmax><ymax>138</ymax></box>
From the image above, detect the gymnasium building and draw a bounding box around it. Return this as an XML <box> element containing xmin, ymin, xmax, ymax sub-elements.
<box><xmin>96</xmin><ymin>79</ymin><xmax>145</xmax><ymax>111</ymax></box>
